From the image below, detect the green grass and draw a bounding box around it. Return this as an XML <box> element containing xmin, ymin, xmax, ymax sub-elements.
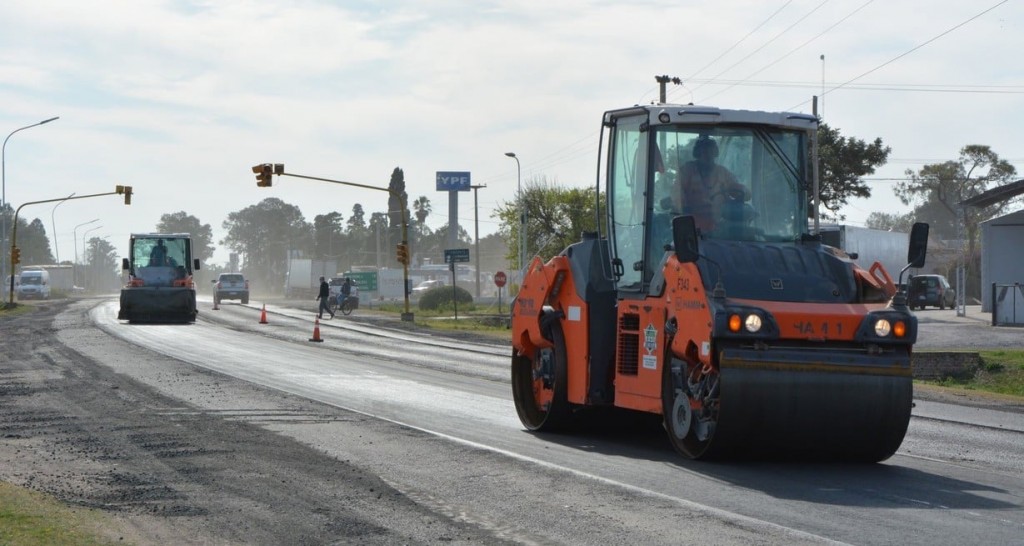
<box><xmin>0</xmin><ymin>301</ymin><xmax>35</xmax><ymax>317</ymax></box>
<box><xmin>373</xmin><ymin>301</ymin><xmax>511</xmax><ymax>340</ymax></box>
<box><xmin>0</xmin><ymin>483</ymin><xmax>131</xmax><ymax>545</ymax></box>
<box><xmin>921</xmin><ymin>349</ymin><xmax>1024</xmax><ymax>398</ymax></box>
<box><xmin>418</xmin><ymin>316</ymin><xmax>510</xmax><ymax>339</ymax></box>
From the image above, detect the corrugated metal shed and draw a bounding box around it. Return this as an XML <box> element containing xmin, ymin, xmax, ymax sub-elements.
<box><xmin>979</xmin><ymin>208</ymin><xmax>1024</xmax><ymax>312</ymax></box>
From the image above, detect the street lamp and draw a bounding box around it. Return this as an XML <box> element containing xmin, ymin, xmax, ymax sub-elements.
<box><xmin>73</xmin><ymin>218</ymin><xmax>99</xmax><ymax>286</ymax></box>
<box><xmin>504</xmin><ymin>152</ymin><xmax>525</xmax><ymax>275</ymax></box>
<box><xmin>2</xmin><ymin>116</ymin><xmax>59</xmax><ymax>272</ymax></box>
<box><xmin>82</xmin><ymin>225</ymin><xmax>102</xmax><ymax>291</ymax></box>
<box><xmin>50</xmin><ymin>192</ymin><xmax>75</xmax><ymax>263</ymax></box>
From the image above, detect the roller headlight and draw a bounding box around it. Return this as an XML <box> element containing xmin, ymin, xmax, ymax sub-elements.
<box><xmin>873</xmin><ymin>319</ymin><xmax>892</xmax><ymax>337</ymax></box>
<box><xmin>744</xmin><ymin>314</ymin><xmax>763</xmax><ymax>333</ymax></box>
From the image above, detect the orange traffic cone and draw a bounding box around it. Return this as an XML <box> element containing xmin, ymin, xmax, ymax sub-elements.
<box><xmin>308</xmin><ymin>317</ymin><xmax>323</xmax><ymax>342</ymax></box>
<box><xmin>259</xmin><ymin>304</ymin><xmax>269</xmax><ymax>324</ymax></box>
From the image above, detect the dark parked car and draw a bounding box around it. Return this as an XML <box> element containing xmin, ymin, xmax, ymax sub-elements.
<box><xmin>908</xmin><ymin>274</ymin><xmax>955</xmax><ymax>310</ymax></box>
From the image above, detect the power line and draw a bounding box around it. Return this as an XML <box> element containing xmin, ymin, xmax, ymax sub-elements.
<box><xmin>639</xmin><ymin>3</ymin><xmax>795</xmax><ymax>104</ymax></box>
<box><xmin>787</xmin><ymin>0</ymin><xmax>1011</xmax><ymax>111</ymax></box>
<box><xmin>678</xmin><ymin>1</ymin><xmax>794</xmax><ymax>96</ymax></box>
<box><xmin>704</xmin><ymin>0</ymin><xmax>872</xmax><ymax>103</ymax></box>
<box><xmin>691</xmin><ymin>78</ymin><xmax>1024</xmax><ymax>94</ymax></box>
<box><xmin>683</xmin><ymin>0</ymin><xmax>833</xmax><ymax>100</ymax></box>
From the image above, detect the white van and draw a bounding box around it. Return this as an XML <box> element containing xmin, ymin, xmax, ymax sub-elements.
<box><xmin>16</xmin><ymin>269</ymin><xmax>51</xmax><ymax>299</ymax></box>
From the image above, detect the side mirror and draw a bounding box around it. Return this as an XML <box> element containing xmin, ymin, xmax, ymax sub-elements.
<box><xmin>193</xmin><ymin>259</ymin><xmax>201</xmax><ymax>271</ymax></box>
<box><xmin>121</xmin><ymin>258</ymin><xmax>129</xmax><ymax>270</ymax></box>
<box><xmin>673</xmin><ymin>215</ymin><xmax>700</xmax><ymax>263</ymax></box>
<box><xmin>907</xmin><ymin>222</ymin><xmax>929</xmax><ymax>269</ymax></box>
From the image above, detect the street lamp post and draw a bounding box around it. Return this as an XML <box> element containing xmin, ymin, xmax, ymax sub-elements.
<box><xmin>820</xmin><ymin>54</ymin><xmax>825</xmax><ymax>118</ymax></box>
<box><xmin>73</xmin><ymin>218</ymin><xmax>99</xmax><ymax>286</ymax></box>
<box><xmin>50</xmin><ymin>192</ymin><xmax>75</xmax><ymax>263</ymax></box>
<box><xmin>2</xmin><ymin>116</ymin><xmax>60</xmax><ymax>272</ymax></box>
<box><xmin>504</xmin><ymin>152</ymin><xmax>524</xmax><ymax>278</ymax></box>
<box><xmin>82</xmin><ymin>225</ymin><xmax>102</xmax><ymax>291</ymax></box>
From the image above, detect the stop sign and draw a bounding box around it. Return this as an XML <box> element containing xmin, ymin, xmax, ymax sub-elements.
<box><xmin>494</xmin><ymin>271</ymin><xmax>507</xmax><ymax>288</ymax></box>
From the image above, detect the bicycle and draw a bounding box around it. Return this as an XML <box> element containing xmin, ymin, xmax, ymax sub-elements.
<box><xmin>329</xmin><ymin>295</ymin><xmax>356</xmax><ymax>316</ymax></box>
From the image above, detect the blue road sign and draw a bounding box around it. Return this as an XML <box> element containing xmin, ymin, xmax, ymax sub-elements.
<box><xmin>436</xmin><ymin>171</ymin><xmax>471</xmax><ymax>192</ymax></box>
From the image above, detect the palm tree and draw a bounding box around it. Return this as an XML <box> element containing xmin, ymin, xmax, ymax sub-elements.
<box><xmin>413</xmin><ymin>196</ymin><xmax>431</xmax><ymax>225</ymax></box>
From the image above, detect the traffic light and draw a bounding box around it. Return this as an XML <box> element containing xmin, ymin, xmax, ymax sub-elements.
<box><xmin>11</xmin><ymin>246</ymin><xmax>20</xmax><ymax>265</ymax></box>
<box><xmin>253</xmin><ymin>163</ymin><xmax>273</xmax><ymax>187</ymax></box>
<box><xmin>115</xmin><ymin>185</ymin><xmax>133</xmax><ymax>204</ymax></box>
<box><xmin>396</xmin><ymin>243</ymin><xmax>409</xmax><ymax>265</ymax></box>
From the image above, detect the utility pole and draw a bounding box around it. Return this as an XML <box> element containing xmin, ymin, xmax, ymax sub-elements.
<box><xmin>655</xmin><ymin>74</ymin><xmax>682</xmax><ymax>104</ymax></box>
<box><xmin>471</xmin><ymin>184</ymin><xmax>485</xmax><ymax>298</ymax></box>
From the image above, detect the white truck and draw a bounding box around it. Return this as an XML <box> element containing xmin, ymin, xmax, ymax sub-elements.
<box><xmin>37</xmin><ymin>265</ymin><xmax>74</xmax><ymax>293</ymax></box>
<box><xmin>284</xmin><ymin>258</ymin><xmax>338</xmax><ymax>299</ymax></box>
<box><xmin>819</xmin><ymin>225</ymin><xmax>912</xmax><ymax>283</ymax></box>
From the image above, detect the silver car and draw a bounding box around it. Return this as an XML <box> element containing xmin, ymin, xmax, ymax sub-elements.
<box><xmin>213</xmin><ymin>273</ymin><xmax>249</xmax><ymax>305</ymax></box>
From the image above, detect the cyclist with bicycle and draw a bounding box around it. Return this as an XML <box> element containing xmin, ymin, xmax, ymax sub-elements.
<box><xmin>331</xmin><ymin>277</ymin><xmax>355</xmax><ymax>315</ymax></box>
<box><xmin>339</xmin><ymin>277</ymin><xmax>352</xmax><ymax>304</ymax></box>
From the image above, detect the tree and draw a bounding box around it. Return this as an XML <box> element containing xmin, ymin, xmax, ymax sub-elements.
<box><xmin>222</xmin><ymin>198</ymin><xmax>311</xmax><ymax>293</ymax></box>
<box><xmin>18</xmin><ymin>218</ymin><xmax>54</xmax><ymax>265</ymax></box>
<box><xmin>312</xmin><ymin>212</ymin><xmax>345</xmax><ymax>259</ymax></box>
<box><xmin>387</xmin><ymin>167</ymin><xmax>409</xmax><ymax>248</ymax></box>
<box><xmin>818</xmin><ymin>123</ymin><xmax>891</xmax><ymax>221</ymax></box>
<box><xmin>408</xmin><ymin>195</ymin><xmax>433</xmax><ymax>266</ymax></box>
<box><xmin>156</xmin><ymin>212</ymin><xmax>215</xmax><ymax>263</ymax></box>
<box><xmin>83</xmin><ymin>236</ymin><xmax>118</xmax><ymax>292</ymax></box>
<box><xmin>895</xmin><ymin>145</ymin><xmax>1018</xmax><ymax>298</ymax></box>
<box><xmin>493</xmin><ymin>176</ymin><xmax>603</xmax><ymax>267</ymax></box>
<box><xmin>477</xmin><ymin>232</ymin><xmax>511</xmax><ymax>278</ymax></box>
<box><xmin>412</xmin><ymin>195</ymin><xmax>431</xmax><ymax>228</ymax></box>
<box><xmin>355</xmin><ymin>212</ymin><xmax>388</xmax><ymax>267</ymax></box>
<box><xmin>346</xmin><ymin>203</ymin><xmax>367</xmax><ymax>235</ymax></box>
<box><xmin>864</xmin><ymin>211</ymin><xmax>914</xmax><ymax>233</ymax></box>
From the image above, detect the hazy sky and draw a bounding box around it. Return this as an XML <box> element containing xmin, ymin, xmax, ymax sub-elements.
<box><xmin>2</xmin><ymin>0</ymin><xmax>1021</xmax><ymax>265</ymax></box>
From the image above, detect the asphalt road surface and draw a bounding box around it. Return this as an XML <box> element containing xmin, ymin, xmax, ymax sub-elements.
<box><xmin>1</xmin><ymin>298</ymin><xmax>1021</xmax><ymax>545</ymax></box>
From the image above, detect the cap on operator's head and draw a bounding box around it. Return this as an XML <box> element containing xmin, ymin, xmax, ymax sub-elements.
<box><xmin>692</xmin><ymin>136</ymin><xmax>719</xmax><ymax>159</ymax></box>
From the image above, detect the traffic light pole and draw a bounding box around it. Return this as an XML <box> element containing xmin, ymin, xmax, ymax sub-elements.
<box><xmin>256</xmin><ymin>166</ymin><xmax>414</xmax><ymax>321</ymax></box>
<box><xmin>7</xmin><ymin>186</ymin><xmax>132</xmax><ymax>306</ymax></box>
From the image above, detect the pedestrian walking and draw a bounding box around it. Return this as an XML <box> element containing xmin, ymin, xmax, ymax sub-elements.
<box><xmin>316</xmin><ymin>276</ymin><xmax>334</xmax><ymax>319</ymax></box>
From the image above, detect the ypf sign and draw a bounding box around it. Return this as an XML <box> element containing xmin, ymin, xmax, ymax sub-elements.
<box><xmin>436</xmin><ymin>171</ymin><xmax>471</xmax><ymax>192</ymax></box>
<box><xmin>437</xmin><ymin>171</ymin><xmax>471</xmax><ymax>250</ymax></box>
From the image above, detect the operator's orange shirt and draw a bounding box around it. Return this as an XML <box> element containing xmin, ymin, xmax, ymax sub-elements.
<box><xmin>673</xmin><ymin>161</ymin><xmax>746</xmax><ymax>231</ymax></box>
